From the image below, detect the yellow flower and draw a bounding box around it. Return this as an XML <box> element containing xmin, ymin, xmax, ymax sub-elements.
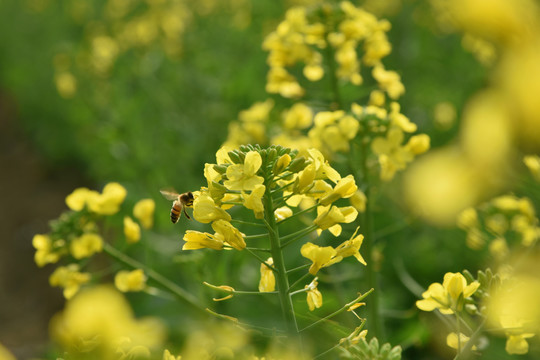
<box><xmin>505</xmin><ymin>333</ymin><xmax>535</xmax><ymax>355</ymax></box>
<box><xmin>319</xmin><ymin>175</ymin><xmax>358</xmax><ymax>206</ymax></box>
<box><xmin>50</xmin><ymin>285</ymin><xmax>165</xmax><ymax>356</ymax></box>
<box><xmin>314</xmin><ymin>205</ymin><xmax>358</xmax><ymax>232</ymax></box>
<box><xmin>274</xmin><ymin>206</ymin><xmax>293</xmax><ymax>221</ymax></box>
<box><xmin>259</xmin><ymin>258</ymin><xmax>275</xmax><ymax>292</ymax></box>
<box><xmin>133</xmin><ymin>199</ymin><xmax>155</xmax><ymax>229</ymax></box>
<box><xmin>405</xmin><ymin>134</ymin><xmax>430</xmax><ymax>155</ymax></box>
<box><xmin>224</xmin><ymin>151</ymin><xmax>264</xmax><ymax>191</ymax></box>
<box><xmin>306</xmin><ymin>148</ymin><xmax>341</xmax><ymax>183</ymax></box>
<box><xmin>87</xmin><ymin>182</ymin><xmax>127</xmax><ymax>215</ymax></box>
<box><xmin>446</xmin><ymin>332</ymin><xmax>477</xmax><ymax>351</ymax></box>
<box><xmin>242</xmin><ymin>184</ymin><xmax>266</xmax><ymax>219</ymax></box>
<box><xmin>32</xmin><ymin>234</ymin><xmax>61</xmax><ymax>267</ymax></box>
<box><xmin>182</xmin><ymin>230</ymin><xmax>224</xmax><ymax>250</ymax></box>
<box><xmin>457</xmin><ymin>207</ymin><xmax>478</xmax><ymax>230</ymax></box>
<box><xmin>283</xmin><ymin>103</ymin><xmax>313</xmax><ymax>130</ymax></box>
<box><xmin>124</xmin><ymin>216</ymin><xmax>141</xmax><ymax>244</ymax></box>
<box><xmin>372</xmin><ymin>65</ymin><xmax>405</xmax><ymax>99</ymax></box>
<box><xmin>335</xmin><ymin>228</ymin><xmax>367</xmax><ymax>265</ymax></box>
<box><xmin>350</xmin><ymin>190</ymin><xmax>367</xmax><ymax>213</ymax></box>
<box><xmin>273</xmin><ymin>153</ymin><xmax>292</xmax><ymax>174</ymax></box>
<box><xmin>416</xmin><ymin>272</ymin><xmax>480</xmax><ymax>314</ymax></box>
<box><xmin>301</xmin><ymin>242</ymin><xmax>337</xmax><ymax>275</ymax></box>
<box><xmin>70</xmin><ymin>233</ymin><xmax>103</xmax><ymax>259</ymax></box>
<box><xmin>211</xmin><ymin>220</ymin><xmax>246</xmax><ymax>250</ymax></box>
<box><xmin>65</xmin><ymin>187</ymin><xmax>98</xmax><ymax>211</ymax></box>
<box><xmin>49</xmin><ymin>264</ymin><xmax>91</xmax><ymax>299</ymax></box>
<box><xmin>305</xmin><ymin>278</ymin><xmax>323</xmax><ymax>311</ymax></box>
<box><xmin>115</xmin><ymin>269</ymin><xmax>147</xmax><ymax>292</ymax></box>
<box><xmin>193</xmin><ymin>192</ymin><xmax>232</xmax><ymax>224</ymax></box>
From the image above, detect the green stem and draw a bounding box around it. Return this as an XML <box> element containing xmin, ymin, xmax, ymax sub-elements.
<box><xmin>281</xmin><ymin>224</ymin><xmax>318</xmax><ymax>248</ymax></box>
<box><xmin>103</xmin><ymin>243</ymin><xmax>205</xmax><ymax>312</ymax></box>
<box><xmin>263</xmin><ymin>191</ymin><xmax>298</xmax><ymax>333</ymax></box>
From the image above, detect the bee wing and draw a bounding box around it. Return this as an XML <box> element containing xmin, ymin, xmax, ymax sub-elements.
<box><xmin>160</xmin><ymin>189</ymin><xmax>180</xmax><ymax>201</ymax></box>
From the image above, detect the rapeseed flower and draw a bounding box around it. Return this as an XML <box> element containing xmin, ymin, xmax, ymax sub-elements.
<box><xmin>301</xmin><ymin>242</ymin><xmax>337</xmax><ymax>275</ymax></box>
<box><xmin>416</xmin><ymin>272</ymin><xmax>480</xmax><ymax>314</ymax></box>
<box><xmin>115</xmin><ymin>269</ymin><xmax>147</xmax><ymax>292</ymax></box>
<box><xmin>305</xmin><ymin>278</ymin><xmax>323</xmax><ymax>311</ymax></box>
<box><xmin>242</xmin><ymin>184</ymin><xmax>266</xmax><ymax>219</ymax></box>
<box><xmin>133</xmin><ymin>199</ymin><xmax>155</xmax><ymax>229</ymax></box>
<box><xmin>259</xmin><ymin>258</ymin><xmax>276</xmax><ymax>292</ymax></box>
<box><xmin>33</xmin><ymin>234</ymin><xmax>62</xmax><ymax>267</ymax></box>
<box><xmin>193</xmin><ymin>192</ymin><xmax>231</xmax><ymax>223</ymax></box>
<box><xmin>182</xmin><ymin>230</ymin><xmax>224</xmax><ymax>250</ymax></box>
<box><xmin>224</xmin><ymin>151</ymin><xmax>264</xmax><ymax>191</ymax></box>
<box><xmin>69</xmin><ymin>233</ymin><xmax>103</xmax><ymax>259</ymax></box>
<box><xmin>124</xmin><ymin>216</ymin><xmax>141</xmax><ymax>244</ymax></box>
<box><xmin>211</xmin><ymin>220</ymin><xmax>246</xmax><ymax>250</ymax></box>
<box><xmin>49</xmin><ymin>264</ymin><xmax>91</xmax><ymax>299</ymax></box>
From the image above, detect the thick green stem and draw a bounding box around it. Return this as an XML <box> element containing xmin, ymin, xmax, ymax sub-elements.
<box><xmin>103</xmin><ymin>243</ymin><xmax>205</xmax><ymax>313</ymax></box>
<box><xmin>263</xmin><ymin>191</ymin><xmax>298</xmax><ymax>333</ymax></box>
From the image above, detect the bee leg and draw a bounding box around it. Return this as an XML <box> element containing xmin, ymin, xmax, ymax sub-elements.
<box><xmin>184</xmin><ymin>207</ymin><xmax>191</xmax><ymax>220</ymax></box>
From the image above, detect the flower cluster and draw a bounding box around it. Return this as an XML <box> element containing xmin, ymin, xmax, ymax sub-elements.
<box><xmin>182</xmin><ymin>144</ymin><xmax>367</xmax><ymax>315</ymax></box>
<box><xmin>262</xmin><ymin>1</ymin><xmax>399</xmax><ymax>99</ymax></box>
<box><xmin>32</xmin><ymin>182</ymin><xmax>155</xmax><ymax>298</ymax></box>
<box><xmin>457</xmin><ymin>194</ymin><xmax>540</xmax><ymax>260</ymax></box>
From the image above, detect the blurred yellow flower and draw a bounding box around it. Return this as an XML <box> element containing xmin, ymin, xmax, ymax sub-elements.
<box><xmin>283</xmin><ymin>103</ymin><xmax>313</xmax><ymax>130</ymax></box>
<box><xmin>33</xmin><ymin>234</ymin><xmax>61</xmax><ymax>267</ymax></box>
<box><xmin>85</xmin><ymin>182</ymin><xmax>127</xmax><ymax>215</ymax></box>
<box><xmin>259</xmin><ymin>257</ymin><xmax>275</xmax><ymax>292</ymax></box>
<box><xmin>446</xmin><ymin>332</ymin><xmax>477</xmax><ymax>351</ymax></box>
<box><xmin>115</xmin><ymin>269</ymin><xmax>147</xmax><ymax>292</ymax></box>
<box><xmin>0</xmin><ymin>343</ymin><xmax>15</xmax><ymax>360</ymax></box>
<box><xmin>70</xmin><ymin>233</ymin><xmax>103</xmax><ymax>259</ymax></box>
<box><xmin>133</xmin><ymin>199</ymin><xmax>155</xmax><ymax>229</ymax></box>
<box><xmin>49</xmin><ymin>264</ymin><xmax>91</xmax><ymax>299</ymax></box>
<box><xmin>524</xmin><ymin>155</ymin><xmax>540</xmax><ymax>182</ymax></box>
<box><xmin>50</xmin><ymin>285</ymin><xmax>165</xmax><ymax>358</ymax></box>
<box><xmin>163</xmin><ymin>349</ymin><xmax>182</xmax><ymax>360</ymax></box>
<box><xmin>65</xmin><ymin>187</ymin><xmax>98</xmax><ymax>212</ymax></box>
<box><xmin>124</xmin><ymin>216</ymin><xmax>141</xmax><ymax>244</ymax></box>
<box><xmin>349</xmin><ymin>190</ymin><xmax>367</xmax><ymax>213</ymax></box>
<box><xmin>54</xmin><ymin>71</ymin><xmax>77</xmax><ymax>99</ymax></box>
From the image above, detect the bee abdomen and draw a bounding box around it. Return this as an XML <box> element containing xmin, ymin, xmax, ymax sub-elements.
<box><xmin>170</xmin><ymin>201</ymin><xmax>181</xmax><ymax>224</ymax></box>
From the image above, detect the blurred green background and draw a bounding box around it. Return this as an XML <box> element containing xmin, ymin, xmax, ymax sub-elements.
<box><xmin>2</xmin><ymin>0</ymin><xmax>535</xmax><ymax>359</ymax></box>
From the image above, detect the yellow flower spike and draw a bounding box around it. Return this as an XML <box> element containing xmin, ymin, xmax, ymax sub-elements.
<box><xmin>211</xmin><ymin>220</ymin><xmax>246</xmax><ymax>250</ymax></box>
<box><xmin>305</xmin><ymin>278</ymin><xmax>323</xmax><ymax>311</ymax></box>
<box><xmin>224</xmin><ymin>151</ymin><xmax>264</xmax><ymax>191</ymax></box>
<box><xmin>350</xmin><ymin>190</ymin><xmax>367</xmax><ymax>213</ymax></box>
<box><xmin>274</xmin><ymin>206</ymin><xmax>293</xmax><ymax>222</ymax></box>
<box><xmin>242</xmin><ymin>184</ymin><xmax>266</xmax><ymax>219</ymax></box>
<box><xmin>49</xmin><ymin>264</ymin><xmax>91</xmax><ymax>299</ymax></box>
<box><xmin>65</xmin><ymin>187</ymin><xmax>98</xmax><ymax>211</ymax></box>
<box><xmin>301</xmin><ymin>242</ymin><xmax>337</xmax><ymax>275</ymax></box>
<box><xmin>133</xmin><ymin>199</ymin><xmax>155</xmax><ymax>229</ymax></box>
<box><xmin>259</xmin><ymin>257</ymin><xmax>276</xmax><ymax>292</ymax></box>
<box><xmin>193</xmin><ymin>192</ymin><xmax>232</xmax><ymax>224</ymax></box>
<box><xmin>115</xmin><ymin>269</ymin><xmax>147</xmax><ymax>292</ymax></box>
<box><xmin>69</xmin><ymin>233</ymin><xmax>103</xmax><ymax>259</ymax></box>
<box><xmin>447</xmin><ymin>332</ymin><xmax>477</xmax><ymax>351</ymax></box>
<box><xmin>320</xmin><ymin>175</ymin><xmax>358</xmax><ymax>206</ymax></box>
<box><xmin>124</xmin><ymin>216</ymin><xmax>141</xmax><ymax>244</ymax></box>
<box><xmin>33</xmin><ymin>234</ymin><xmax>61</xmax><ymax>267</ymax></box>
<box><xmin>183</xmin><ymin>230</ymin><xmax>224</xmax><ymax>250</ymax></box>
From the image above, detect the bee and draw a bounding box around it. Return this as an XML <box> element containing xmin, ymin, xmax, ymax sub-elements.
<box><xmin>160</xmin><ymin>190</ymin><xmax>194</xmax><ymax>223</ymax></box>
